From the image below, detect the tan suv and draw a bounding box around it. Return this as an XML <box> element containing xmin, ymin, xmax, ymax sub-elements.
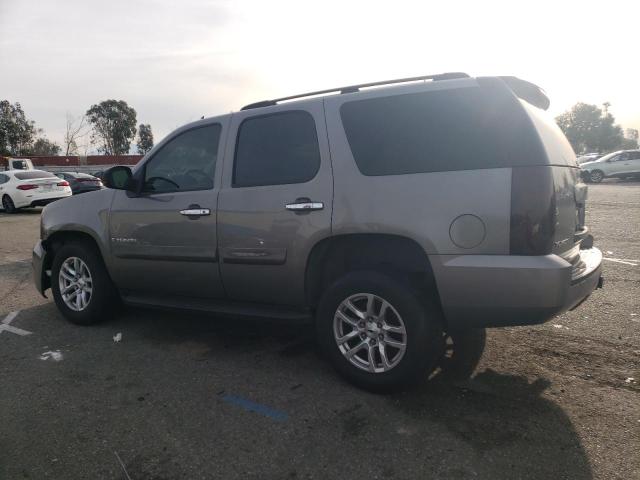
<box><xmin>33</xmin><ymin>73</ymin><xmax>603</xmax><ymax>391</ymax></box>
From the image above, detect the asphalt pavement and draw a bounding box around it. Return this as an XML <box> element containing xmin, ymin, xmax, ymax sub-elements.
<box><xmin>1</xmin><ymin>180</ymin><xmax>638</xmax><ymax>479</ymax></box>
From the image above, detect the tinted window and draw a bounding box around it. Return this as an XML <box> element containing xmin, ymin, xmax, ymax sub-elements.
<box><xmin>234</xmin><ymin>111</ymin><xmax>320</xmax><ymax>187</ymax></box>
<box><xmin>143</xmin><ymin>124</ymin><xmax>221</xmax><ymax>193</ymax></box>
<box><xmin>340</xmin><ymin>86</ymin><xmax>569</xmax><ymax>175</ymax></box>
<box><xmin>628</xmin><ymin>151</ymin><xmax>640</xmax><ymax>160</ymax></box>
<box><xmin>14</xmin><ymin>171</ymin><xmax>56</xmax><ymax>180</ymax></box>
<box><xmin>0</xmin><ymin>174</ymin><xmax>8</xmax><ymax>184</ymax></box>
<box><xmin>341</xmin><ymin>87</ymin><xmax>517</xmax><ymax>175</ymax></box>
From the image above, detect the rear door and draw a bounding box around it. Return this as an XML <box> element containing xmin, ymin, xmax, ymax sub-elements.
<box><xmin>217</xmin><ymin>100</ymin><xmax>333</xmax><ymax>306</ymax></box>
<box><xmin>109</xmin><ymin>120</ymin><xmax>228</xmax><ymax>298</ymax></box>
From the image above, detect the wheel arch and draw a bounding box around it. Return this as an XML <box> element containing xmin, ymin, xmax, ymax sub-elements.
<box><xmin>41</xmin><ymin>229</ymin><xmax>110</xmax><ymax>292</ymax></box>
<box><xmin>305</xmin><ymin>233</ymin><xmax>442</xmax><ymax>312</ymax></box>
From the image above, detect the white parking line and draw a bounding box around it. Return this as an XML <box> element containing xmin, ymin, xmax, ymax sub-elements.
<box><xmin>0</xmin><ymin>311</ymin><xmax>32</xmax><ymax>336</ymax></box>
<box><xmin>603</xmin><ymin>257</ymin><xmax>639</xmax><ymax>267</ymax></box>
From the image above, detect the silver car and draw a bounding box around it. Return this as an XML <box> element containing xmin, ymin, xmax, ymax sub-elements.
<box><xmin>33</xmin><ymin>73</ymin><xmax>603</xmax><ymax>391</ymax></box>
<box><xmin>581</xmin><ymin>150</ymin><xmax>640</xmax><ymax>183</ymax></box>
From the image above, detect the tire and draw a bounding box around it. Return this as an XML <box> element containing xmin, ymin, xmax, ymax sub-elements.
<box><xmin>2</xmin><ymin>195</ymin><xmax>17</xmax><ymax>213</ymax></box>
<box><xmin>51</xmin><ymin>240</ymin><xmax>118</xmax><ymax>325</ymax></box>
<box><xmin>316</xmin><ymin>271</ymin><xmax>443</xmax><ymax>392</ymax></box>
<box><xmin>589</xmin><ymin>170</ymin><xmax>604</xmax><ymax>183</ymax></box>
<box><xmin>438</xmin><ymin>328</ymin><xmax>486</xmax><ymax>380</ymax></box>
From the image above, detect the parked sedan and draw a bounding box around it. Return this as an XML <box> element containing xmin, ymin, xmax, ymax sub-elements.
<box><xmin>54</xmin><ymin>172</ymin><xmax>104</xmax><ymax>194</ymax></box>
<box><xmin>0</xmin><ymin>170</ymin><xmax>72</xmax><ymax>213</ymax></box>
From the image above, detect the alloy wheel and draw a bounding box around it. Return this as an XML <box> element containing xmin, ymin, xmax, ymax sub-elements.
<box><xmin>333</xmin><ymin>293</ymin><xmax>407</xmax><ymax>373</ymax></box>
<box><xmin>58</xmin><ymin>257</ymin><xmax>93</xmax><ymax>311</ymax></box>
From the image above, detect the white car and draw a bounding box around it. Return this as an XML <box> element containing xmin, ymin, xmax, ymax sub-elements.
<box><xmin>580</xmin><ymin>150</ymin><xmax>640</xmax><ymax>183</ymax></box>
<box><xmin>0</xmin><ymin>170</ymin><xmax>72</xmax><ymax>213</ymax></box>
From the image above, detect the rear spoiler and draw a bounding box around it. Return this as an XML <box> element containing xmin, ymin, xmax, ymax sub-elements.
<box><xmin>498</xmin><ymin>76</ymin><xmax>550</xmax><ymax>111</ymax></box>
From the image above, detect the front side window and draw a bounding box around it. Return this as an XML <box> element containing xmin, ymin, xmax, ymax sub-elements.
<box><xmin>143</xmin><ymin>124</ymin><xmax>221</xmax><ymax>193</ymax></box>
<box><xmin>233</xmin><ymin>111</ymin><xmax>321</xmax><ymax>187</ymax></box>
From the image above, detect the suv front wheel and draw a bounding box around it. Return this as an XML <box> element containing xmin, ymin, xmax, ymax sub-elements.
<box><xmin>51</xmin><ymin>240</ymin><xmax>118</xmax><ymax>325</ymax></box>
<box><xmin>316</xmin><ymin>271</ymin><xmax>443</xmax><ymax>392</ymax></box>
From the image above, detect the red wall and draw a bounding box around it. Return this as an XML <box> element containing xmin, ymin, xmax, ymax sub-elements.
<box><xmin>8</xmin><ymin>155</ymin><xmax>143</xmax><ymax>167</ymax></box>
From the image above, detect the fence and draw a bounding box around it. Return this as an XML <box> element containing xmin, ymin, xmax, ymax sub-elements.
<box><xmin>6</xmin><ymin>155</ymin><xmax>143</xmax><ymax>174</ymax></box>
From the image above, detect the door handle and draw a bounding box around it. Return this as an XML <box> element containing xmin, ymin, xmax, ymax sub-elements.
<box><xmin>180</xmin><ymin>207</ymin><xmax>210</xmax><ymax>216</ymax></box>
<box><xmin>285</xmin><ymin>199</ymin><xmax>324</xmax><ymax>212</ymax></box>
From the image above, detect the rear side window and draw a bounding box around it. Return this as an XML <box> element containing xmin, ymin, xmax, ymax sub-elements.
<box><xmin>0</xmin><ymin>174</ymin><xmax>8</xmax><ymax>184</ymax></box>
<box><xmin>234</xmin><ymin>111</ymin><xmax>320</xmax><ymax>187</ymax></box>
<box><xmin>14</xmin><ymin>171</ymin><xmax>56</xmax><ymax>180</ymax></box>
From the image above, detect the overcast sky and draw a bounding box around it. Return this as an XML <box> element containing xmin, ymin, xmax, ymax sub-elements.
<box><xmin>1</xmin><ymin>0</ymin><xmax>639</xmax><ymax>150</ymax></box>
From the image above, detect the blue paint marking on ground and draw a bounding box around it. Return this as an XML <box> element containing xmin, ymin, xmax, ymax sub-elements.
<box><xmin>221</xmin><ymin>394</ymin><xmax>289</xmax><ymax>422</ymax></box>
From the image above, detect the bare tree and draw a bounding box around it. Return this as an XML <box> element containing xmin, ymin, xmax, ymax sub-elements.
<box><xmin>63</xmin><ymin>113</ymin><xmax>90</xmax><ymax>155</ymax></box>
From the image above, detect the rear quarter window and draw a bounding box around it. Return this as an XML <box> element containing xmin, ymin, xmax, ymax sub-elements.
<box><xmin>340</xmin><ymin>84</ymin><xmax>552</xmax><ymax>175</ymax></box>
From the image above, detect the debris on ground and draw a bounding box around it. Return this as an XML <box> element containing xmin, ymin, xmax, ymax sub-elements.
<box><xmin>39</xmin><ymin>350</ymin><xmax>63</xmax><ymax>362</ymax></box>
<box><xmin>113</xmin><ymin>332</ymin><xmax>122</xmax><ymax>343</ymax></box>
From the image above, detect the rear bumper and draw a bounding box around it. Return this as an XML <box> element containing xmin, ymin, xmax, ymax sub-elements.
<box><xmin>431</xmin><ymin>248</ymin><xmax>603</xmax><ymax>329</ymax></box>
<box><xmin>29</xmin><ymin>197</ymin><xmax>67</xmax><ymax>207</ymax></box>
<box><xmin>14</xmin><ymin>192</ymin><xmax>71</xmax><ymax>208</ymax></box>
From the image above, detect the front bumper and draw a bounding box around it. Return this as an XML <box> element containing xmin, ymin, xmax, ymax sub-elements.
<box><xmin>431</xmin><ymin>247</ymin><xmax>603</xmax><ymax>329</ymax></box>
<box><xmin>32</xmin><ymin>240</ymin><xmax>50</xmax><ymax>297</ymax></box>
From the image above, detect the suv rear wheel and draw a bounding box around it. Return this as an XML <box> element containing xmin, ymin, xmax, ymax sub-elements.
<box><xmin>51</xmin><ymin>241</ymin><xmax>118</xmax><ymax>325</ymax></box>
<box><xmin>316</xmin><ymin>271</ymin><xmax>443</xmax><ymax>392</ymax></box>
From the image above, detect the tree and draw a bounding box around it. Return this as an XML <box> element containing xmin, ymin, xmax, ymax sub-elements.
<box><xmin>29</xmin><ymin>137</ymin><xmax>61</xmax><ymax>155</ymax></box>
<box><xmin>63</xmin><ymin>113</ymin><xmax>90</xmax><ymax>155</ymax></box>
<box><xmin>86</xmin><ymin>100</ymin><xmax>137</xmax><ymax>155</ymax></box>
<box><xmin>137</xmin><ymin>123</ymin><xmax>154</xmax><ymax>154</ymax></box>
<box><xmin>0</xmin><ymin>100</ymin><xmax>37</xmax><ymax>155</ymax></box>
<box><xmin>556</xmin><ymin>102</ymin><xmax>634</xmax><ymax>154</ymax></box>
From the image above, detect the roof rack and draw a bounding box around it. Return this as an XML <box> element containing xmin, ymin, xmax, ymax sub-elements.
<box><xmin>241</xmin><ymin>72</ymin><xmax>470</xmax><ymax>110</ymax></box>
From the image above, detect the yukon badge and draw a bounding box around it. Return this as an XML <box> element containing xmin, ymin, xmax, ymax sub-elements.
<box><xmin>112</xmin><ymin>237</ymin><xmax>137</xmax><ymax>243</ymax></box>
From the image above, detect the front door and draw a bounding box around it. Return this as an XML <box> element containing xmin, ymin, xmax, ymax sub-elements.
<box><xmin>109</xmin><ymin>120</ymin><xmax>227</xmax><ymax>298</ymax></box>
<box><xmin>217</xmin><ymin>101</ymin><xmax>333</xmax><ymax>306</ymax></box>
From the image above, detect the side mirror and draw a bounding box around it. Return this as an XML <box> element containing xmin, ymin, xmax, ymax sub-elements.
<box><xmin>103</xmin><ymin>166</ymin><xmax>136</xmax><ymax>191</ymax></box>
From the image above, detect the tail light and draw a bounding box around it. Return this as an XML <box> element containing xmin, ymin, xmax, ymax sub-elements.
<box><xmin>17</xmin><ymin>184</ymin><xmax>39</xmax><ymax>190</ymax></box>
<box><xmin>57</xmin><ymin>181</ymin><xmax>70</xmax><ymax>186</ymax></box>
<box><xmin>510</xmin><ymin>166</ymin><xmax>556</xmax><ymax>255</ymax></box>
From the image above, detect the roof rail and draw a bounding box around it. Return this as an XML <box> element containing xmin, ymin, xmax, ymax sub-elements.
<box><xmin>240</xmin><ymin>72</ymin><xmax>470</xmax><ymax>110</ymax></box>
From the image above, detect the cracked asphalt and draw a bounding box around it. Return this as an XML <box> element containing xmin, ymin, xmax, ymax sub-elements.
<box><xmin>0</xmin><ymin>180</ymin><xmax>638</xmax><ymax>479</ymax></box>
